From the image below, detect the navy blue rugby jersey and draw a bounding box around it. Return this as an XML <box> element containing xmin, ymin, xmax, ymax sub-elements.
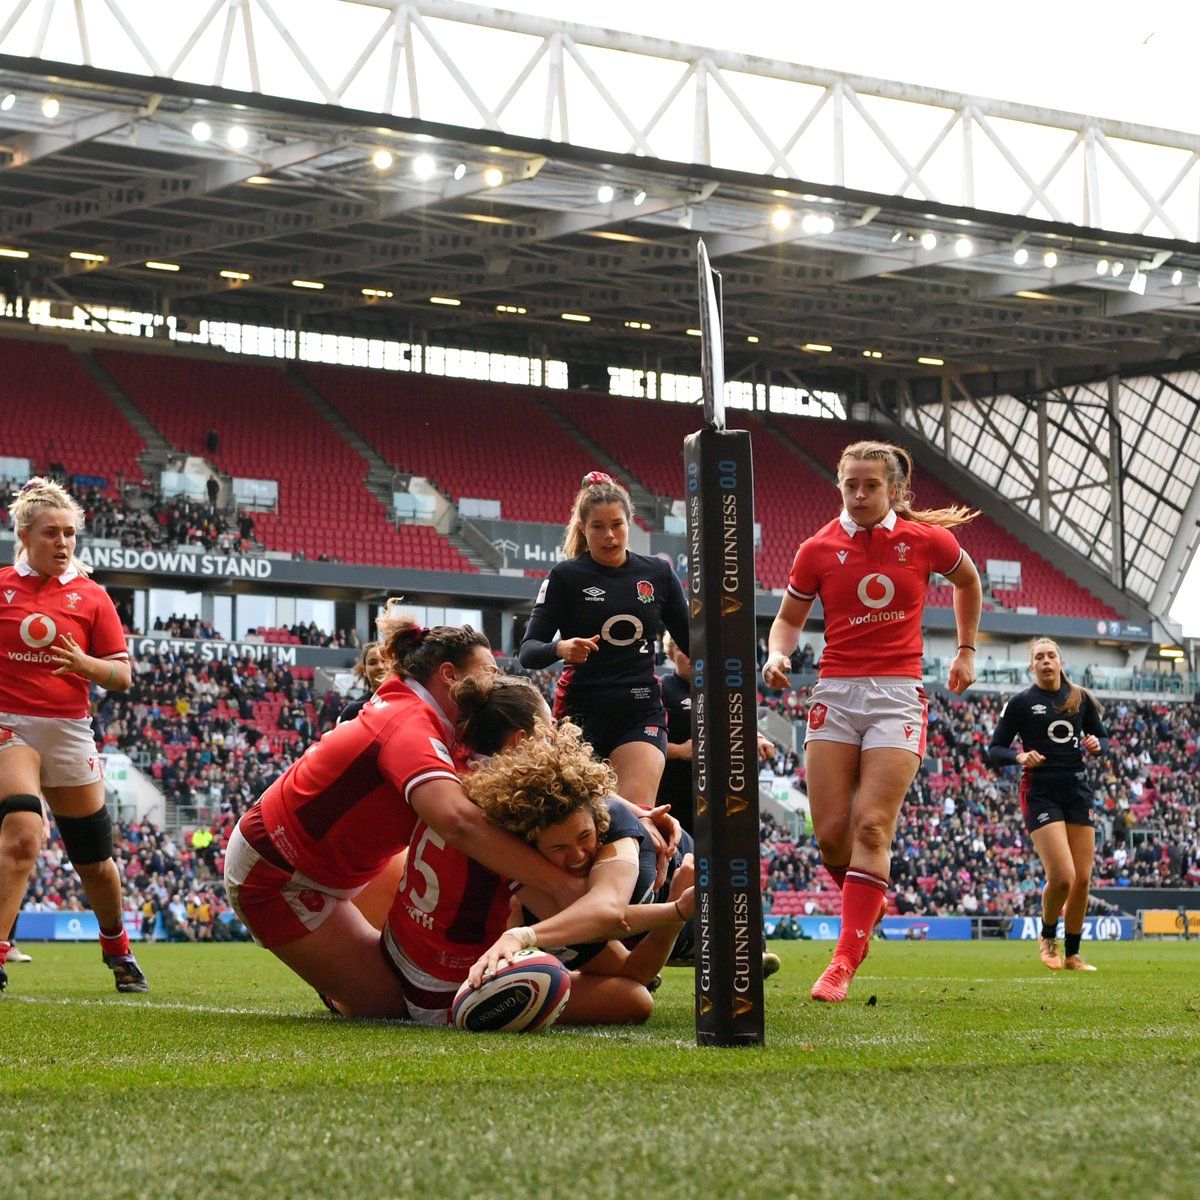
<box><xmin>987</xmin><ymin>681</ymin><xmax>1108</xmax><ymax>772</ymax></box>
<box><xmin>519</xmin><ymin>551</ymin><xmax>689</xmax><ymax>717</ymax></box>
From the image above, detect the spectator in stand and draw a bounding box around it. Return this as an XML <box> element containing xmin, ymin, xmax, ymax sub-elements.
<box><xmin>0</xmin><ymin>477</ymin><xmax>146</xmax><ymax>994</ymax></box>
<box><xmin>762</xmin><ymin>440</ymin><xmax>981</xmax><ymax>1002</ymax></box>
<box><xmin>337</xmin><ymin>640</ymin><xmax>387</xmax><ymax>725</ymax></box>
<box><xmin>519</xmin><ymin>472</ymin><xmax>689</xmax><ymax>884</ymax></box>
<box><xmin>987</xmin><ymin>637</ymin><xmax>1109</xmax><ymax>971</ymax></box>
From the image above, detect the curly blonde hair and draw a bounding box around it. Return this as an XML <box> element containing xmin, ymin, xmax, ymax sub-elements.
<box><xmin>10</xmin><ymin>476</ymin><xmax>91</xmax><ymax>575</ymax></box>
<box><xmin>465</xmin><ymin>721</ymin><xmax>614</xmax><ymax>844</ymax></box>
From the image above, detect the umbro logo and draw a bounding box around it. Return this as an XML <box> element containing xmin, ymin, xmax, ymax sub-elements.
<box><xmin>2</xmin><ymin>590</ymin><xmax>13</xmax><ymax>603</ymax></box>
<box><xmin>835</xmin><ymin>551</ymin><xmax>848</xmax><ymax>564</ymax></box>
<box><xmin>582</xmin><ymin>586</ymin><xmax>606</xmax><ymax>601</ymax></box>
<box><xmin>1031</xmin><ymin>704</ymin><xmax>1047</xmax><ymax>714</ymax></box>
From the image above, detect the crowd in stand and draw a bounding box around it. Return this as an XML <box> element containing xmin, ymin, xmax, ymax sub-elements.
<box><xmin>1</xmin><ymin>480</ymin><xmax>256</xmax><ymax>557</ymax></box>
<box><xmin>14</xmin><ymin>647</ymin><xmax>1199</xmax><ymax>930</ymax></box>
<box><xmin>760</xmin><ymin>688</ymin><xmax>1200</xmax><ymax>919</ymax></box>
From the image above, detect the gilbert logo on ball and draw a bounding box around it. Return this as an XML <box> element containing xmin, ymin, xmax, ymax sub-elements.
<box><xmin>451</xmin><ymin>949</ymin><xmax>571</xmax><ymax>1033</ymax></box>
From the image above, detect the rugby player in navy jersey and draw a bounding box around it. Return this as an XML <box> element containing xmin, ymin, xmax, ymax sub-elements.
<box><xmin>987</xmin><ymin>636</ymin><xmax>1109</xmax><ymax>971</ymax></box>
<box><xmin>519</xmin><ymin>473</ymin><xmax>689</xmax><ymax>878</ymax></box>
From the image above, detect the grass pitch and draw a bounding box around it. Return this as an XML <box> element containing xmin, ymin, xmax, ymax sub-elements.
<box><xmin>2</xmin><ymin>939</ymin><xmax>1197</xmax><ymax>1200</ymax></box>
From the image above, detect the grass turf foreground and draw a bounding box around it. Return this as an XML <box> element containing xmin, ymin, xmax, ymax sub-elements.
<box><xmin>1</xmin><ymin>939</ymin><xmax>1197</xmax><ymax>1200</ymax></box>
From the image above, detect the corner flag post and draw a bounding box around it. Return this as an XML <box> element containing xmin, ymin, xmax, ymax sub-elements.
<box><xmin>684</xmin><ymin>240</ymin><xmax>765</xmax><ymax>1046</ymax></box>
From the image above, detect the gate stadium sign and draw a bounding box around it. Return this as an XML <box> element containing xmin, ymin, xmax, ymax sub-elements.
<box><xmin>80</xmin><ymin>546</ymin><xmax>273</xmax><ymax>578</ymax></box>
<box><xmin>126</xmin><ymin>636</ymin><xmax>297</xmax><ymax>664</ymax></box>
<box><xmin>123</xmin><ymin>635</ymin><xmax>353</xmax><ymax>669</ymax></box>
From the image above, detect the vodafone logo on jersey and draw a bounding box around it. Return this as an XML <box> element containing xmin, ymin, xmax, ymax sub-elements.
<box><xmin>856</xmin><ymin>573</ymin><xmax>895</xmax><ymax>609</ymax></box>
<box><xmin>849</xmin><ymin>573</ymin><xmax>905</xmax><ymax>627</ymax></box>
<box><xmin>19</xmin><ymin>612</ymin><xmax>57</xmax><ymax>649</ymax></box>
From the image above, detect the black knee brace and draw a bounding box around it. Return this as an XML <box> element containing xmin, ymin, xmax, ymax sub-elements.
<box><xmin>0</xmin><ymin>794</ymin><xmax>42</xmax><ymax>829</ymax></box>
<box><xmin>56</xmin><ymin>807</ymin><xmax>114</xmax><ymax>866</ymax></box>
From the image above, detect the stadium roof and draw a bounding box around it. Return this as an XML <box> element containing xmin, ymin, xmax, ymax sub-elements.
<box><xmin>0</xmin><ymin>1</ymin><xmax>1198</xmax><ymax>629</ymax></box>
<box><xmin>3</xmin><ymin>2</ymin><xmax>1200</xmax><ymax>393</ymax></box>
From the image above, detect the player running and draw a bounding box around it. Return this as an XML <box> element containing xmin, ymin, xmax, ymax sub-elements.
<box><xmin>0</xmin><ymin>477</ymin><xmax>144</xmax><ymax>994</ymax></box>
<box><xmin>762</xmin><ymin>441</ymin><xmax>981</xmax><ymax>1002</ymax></box>
<box><xmin>987</xmin><ymin>636</ymin><xmax>1108</xmax><ymax>971</ymax></box>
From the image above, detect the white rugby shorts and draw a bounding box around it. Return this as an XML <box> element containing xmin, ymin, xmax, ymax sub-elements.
<box><xmin>802</xmin><ymin>677</ymin><xmax>928</xmax><ymax>756</ymax></box>
<box><xmin>0</xmin><ymin>711</ymin><xmax>103</xmax><ymax>788</ymax></box>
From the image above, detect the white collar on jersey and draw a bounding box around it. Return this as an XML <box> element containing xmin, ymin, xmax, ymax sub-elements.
<box><xmin>402</xmin><ymin>677</ymin><xmax>455</xmax><ymax>744</ymax></box>
<box><xmin>14</xmin><ymin>559</ymin><xmax>80</xmax><ymax>584</ymax></box>
<box><xmin>838</xmin><ymin>507</ymin><xmax>897</xmax><ymax>537</ymax></box>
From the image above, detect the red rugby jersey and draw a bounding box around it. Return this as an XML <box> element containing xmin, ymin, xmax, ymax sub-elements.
<box><xmin>254</xmin><ymin>676</ymin><xmax>460</xmax><ymax>890</ymax></box>
<box><xmin>0</xmin><ymin>563</ymin><xmax>128</xmax><ymax>718</ymax></box>
<box><xmin>787</xmin><ymin>509</ymin><xmax>963</xmax><ymax>678</ymax></box>
<box><xmin>385</xmin><ymin>821</ymin><xmax>514</xmax><ymax>980</ymax></box>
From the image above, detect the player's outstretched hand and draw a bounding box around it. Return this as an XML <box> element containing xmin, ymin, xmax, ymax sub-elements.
<box><xmin>558</xmin><ymin>635</ymin><xmax>600</xmax><ymax>664</ymax></box>
<box><xmin>668</xmin><ymin>853</ymin><xmax>695</xmax><ymax>921</ymax></box>
<box><xmin>946</xmin><ymin>649</ymin><xmax>976</xmax><ymax>695</ymax></box>
<box><xmin>762</xmin><ymin>651</ymin><xmax>790</xmax><ymax>690</ymax></box>
<box><xmin>467</xmin><ymin>929</ymin><xmax>524</xmax><ymax>990</ymax></box>
<box><xmin>49</xmin><ymin>632</ymin><xmax>90</xmax><ymax>677</ymax></box>
<box><xmin>638</xmin><ymin>804</ymin><xmax>679</xmax><ymax>887</ymax></box>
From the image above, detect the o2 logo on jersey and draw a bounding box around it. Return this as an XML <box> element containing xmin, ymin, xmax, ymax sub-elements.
<box><xmin>856</xmin><ymin>573</ymin><xmax>895</xmax><ymax>609</ymax></box>
<box><xmin>1046</xmin><ymin>719</ymin><xmax>1075</xmax><ymax>745</ymax></box>
<box><xmin>600</xmin><ymin>612</ymin><xmax>644</xmax><ymax>647</ymax></box>
<box><xmin>19</xmin><ymin>612</ymin><xmax>57</xmax><ymax>649</ymax></box>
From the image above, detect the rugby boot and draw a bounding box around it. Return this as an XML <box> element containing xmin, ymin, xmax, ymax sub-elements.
<box><xmin>810</xmin><ymin>954</ymin><xmax>857</xmax><ymax>1002</ymax></box>
<box><xmin>104</xmin><ymin>952</ymin><xmax>148</xmax><ymax>993</ymax></box>
<box><xmin>1038</xmin><ymin>936</ymin><xmax>1063</xmax><ymax>970</ymax></box>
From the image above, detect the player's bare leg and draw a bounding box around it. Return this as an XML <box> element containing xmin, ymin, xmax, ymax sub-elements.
<box><xmin>1062</xmin><ymin>822</ymin><xmax>1098</xmax><ymax>971</ymax></box>
<box><xmin>810</xmin><ymin>746</ymin><xmax>914</xmax><ymax>1002</ymax></box>
<box><xmin>0</xmin><ymin>745</ymin><xmax>45</xmax><ymax>990</ymax></box>
<box><xmin>1031</xmin><ymin>823</ymin><xmax>1074</xmax><ymax>969</ymax></box>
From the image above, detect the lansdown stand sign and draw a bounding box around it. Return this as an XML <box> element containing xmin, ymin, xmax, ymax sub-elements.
<box><xmin>79</xmin><ymin>545</ymin><xmax>273</xmax><ymax>579</ymax></box>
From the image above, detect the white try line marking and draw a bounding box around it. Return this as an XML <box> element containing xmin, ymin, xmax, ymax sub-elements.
<box><xmin>1</xmin><ymin>994</ymin><xmax>322</xmax><ymax>1018</ymax></box>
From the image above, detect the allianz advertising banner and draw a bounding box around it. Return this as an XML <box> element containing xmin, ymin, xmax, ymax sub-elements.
<box><xmin>1006</xmin><ymin>914</ymin><xmax>1134</xmax><ymax>941</ymax></box>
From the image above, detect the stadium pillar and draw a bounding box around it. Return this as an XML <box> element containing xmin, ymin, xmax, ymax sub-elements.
<box><xmin>685</xmin><ymin>240</ymin><xmax>764</xmax><ymax>1047</ymax></box>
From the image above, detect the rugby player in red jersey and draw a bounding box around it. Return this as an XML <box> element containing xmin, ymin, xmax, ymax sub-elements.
<box><xmin>381</xmin><ymin>674</ymin><xmax>692</xmax><ymax>1026</ymax></box>
<box><xmin>762</xmin><ymin>442</ymin><xmax>981</xmax><ymax>1001</ymax></box>
<box><xmin>0</xmin><ymin>477</ymin><xmax>144</xmax><ymax>993</ymax></box>
<box><xmin>224</xmin><ymin>604</ymin><xmax>584</xmax><ymax>1017</ymax></box>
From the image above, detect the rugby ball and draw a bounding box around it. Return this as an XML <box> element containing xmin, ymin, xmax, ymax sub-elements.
<box><xmin>451</xmin><ymin>949</ymin><xmax>571</xmax><ymax>1033</ymax></box>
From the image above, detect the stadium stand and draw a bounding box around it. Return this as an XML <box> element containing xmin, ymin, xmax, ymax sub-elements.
<box><xmin>302</xmin><ymin>365</ymin><xmax>597</xmax><ymax>524</ymax></box>
<box><xmin>92</xmin><ymin>349</ymin><xmax>476</xmax><ymax>571</ymax></box>
<box><xmin>0</xmin><ymin>339</ymin><xmax>145</xmax><ymax>494</ymax></box>
<box><xmin>760</xmin><ymin>690</ymin><xmax>1199</xmax><ymax>920</ymax></box>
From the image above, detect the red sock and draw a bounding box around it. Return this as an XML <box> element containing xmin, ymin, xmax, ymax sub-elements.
<box><xmin>0</xmin><ymin>940</ymin><xmax>10</xmax><ymax>966</ymax></box>
<box><xmin>99</xmin><ymin>926</ymin><xmax>130</xmax><ymax>958</ymax></box>
<box><xmin>824</xmin><ymin>863</ymin><xmax>849</xmax><ymax>891</ymax></box>
<box><xmin>835</xmin><ymin>869</ymin><xmax>888</xmax><ymax>966</ymax></box>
